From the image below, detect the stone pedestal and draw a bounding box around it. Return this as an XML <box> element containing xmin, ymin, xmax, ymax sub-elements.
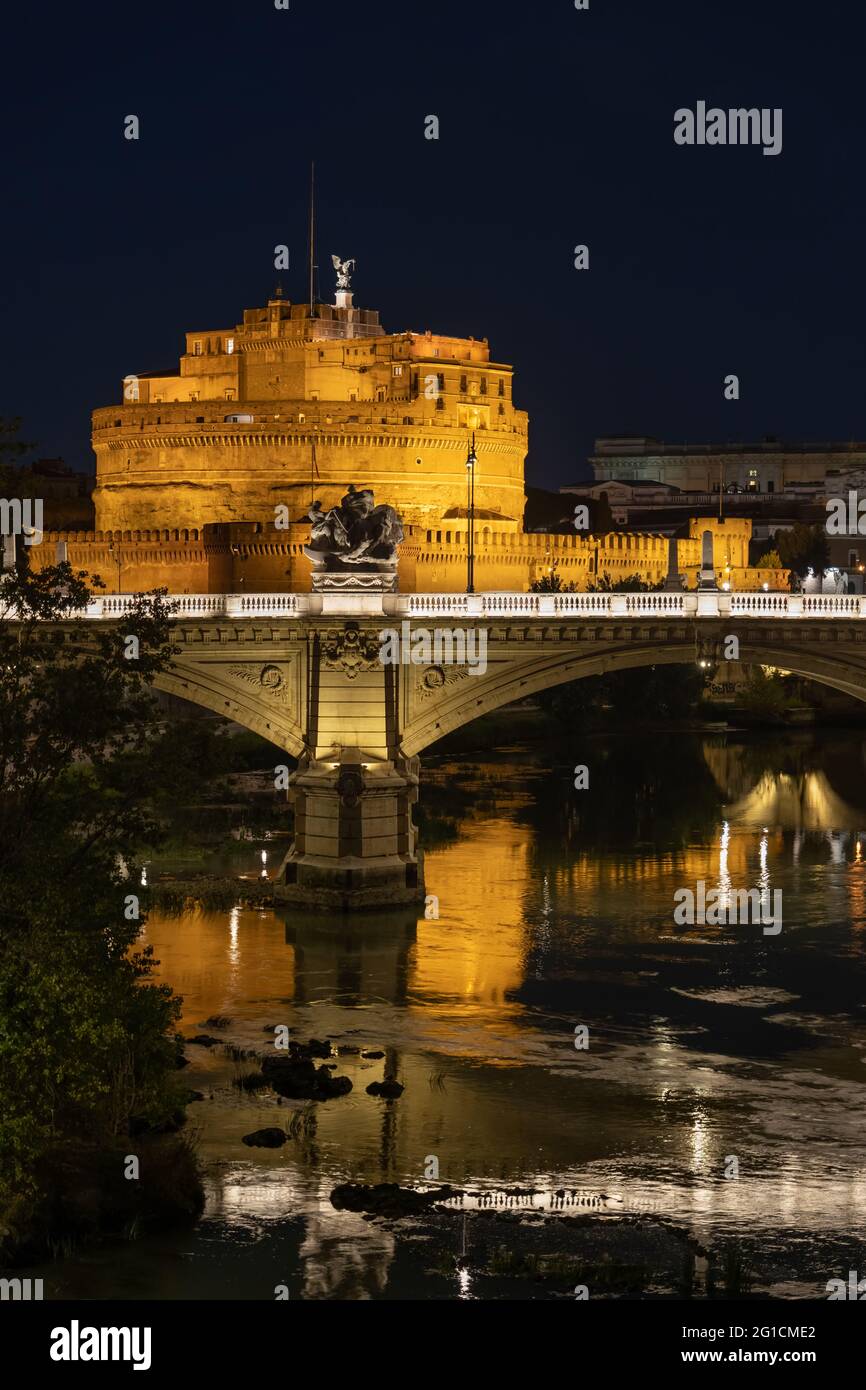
<box><xmin>276</xmin><ymin>750</ymin><xmax>424</xmax><ymax>911</ymax></box>
<box><xmin>309</xmin><ymin>564</ymin><xmax>399</xmax><ymax>594</ymax></box>
<box><xmin>662</xmin><ymin>535</ymin><xmax>684</xmax><ymax>592</ymax></box>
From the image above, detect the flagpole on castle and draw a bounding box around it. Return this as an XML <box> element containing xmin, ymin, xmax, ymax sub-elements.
<box><xmin>308</xmin><ymin>161</ymin><xmax>316</xmax><ymax>318</ymax></box>
<box><xmin>466</xmin><ymin>431</ymin><xmax>477</xmax><ymax>594</ymax></box>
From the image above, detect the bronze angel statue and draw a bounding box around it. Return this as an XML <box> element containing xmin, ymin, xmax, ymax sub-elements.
<box><xmin>331</xmin><ymin>255</ymin><xmax>356</xmax><ymax>290</ymax></box>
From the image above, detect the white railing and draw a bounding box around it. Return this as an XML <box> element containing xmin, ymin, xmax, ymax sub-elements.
<box><xmin>730</xmin><ymin>592</ymin><xmax>790</xmax><ymax>615</ymax></box>
<box><xmin>404</xmin><ymin>594</ymin><xmax>473</xmax><ymax>616</ymax></box>
<box><xmin>801</xmin><ymin>594</ymin><xmax>862</xmax><ymax>617</ymax></box>
<box><xmin>3</xmin><ymin>590</ymin><xmax>866</xmax><ymax>621</ymax></box>
<box><xmin>100</xmin><ymin>593</ymin><xmax>299</xmax><ymax>619</ymax></box>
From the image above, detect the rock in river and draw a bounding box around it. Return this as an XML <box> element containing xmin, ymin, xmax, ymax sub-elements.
<box><xmin>261</xmin><ymin>1051</ymin><xmax>352</xmax><ymax>1100</ymax></box>
<box><xmin>242</xmin><ymin>1128</ymin><xmax>288</xmax><ymax>1148</ymax></box>
<box><xmin>366</xmin><ymin>1080</ymin><xmax>404</xmax><ymax>1098</ymax></box>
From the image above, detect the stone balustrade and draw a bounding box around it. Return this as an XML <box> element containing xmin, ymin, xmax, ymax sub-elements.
<box><xmin>5</xmin><ymin>589</ymin><xmax>865</xmax><ymax>621</ymax></box>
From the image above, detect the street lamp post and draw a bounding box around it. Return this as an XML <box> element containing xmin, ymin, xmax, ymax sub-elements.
<box><xmin>466</xmin><ymin>431</ymin><xmax>477</xmax><ymax>594</ymax></box>
<box><xmin>107</xmin><ymin>540</ymin><xmax>123</xmax><ymax>593</ymax></box>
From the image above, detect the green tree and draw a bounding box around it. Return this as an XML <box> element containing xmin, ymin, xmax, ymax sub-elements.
<box><xmin>755</xmin><ymin>549</ymin><xmax>783</xmax><ymax>569</ymax></box>
<box><xmin>531</xmin><ymin>561</ymin><xmax>577</xmax><ymax>592</ymax></box>
<box><xmin>774</xmin><ymin>524</ymin><xmax>829</xmax><ymax>580</ymax></box>
<box><xmin>740</xmin><ymin>668</ymin><xmax>795</xmax><ymax>720</ymax></box>
<box><xmin>0</xmin><ymin>557</ymin><xmax>201</xmax><ymax>1215</ymax></box>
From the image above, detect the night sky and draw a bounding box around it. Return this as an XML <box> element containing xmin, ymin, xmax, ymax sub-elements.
<box><xmin>2</xmin><ymin>0</ymin><xmax>863</xmax><ymax>489</ymax></box>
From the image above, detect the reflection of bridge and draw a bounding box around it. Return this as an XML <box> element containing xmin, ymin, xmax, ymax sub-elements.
<box><xmin>18</xmin><ymin>588</ymin><xmax>866</xmax><ymax>910</ymax></box>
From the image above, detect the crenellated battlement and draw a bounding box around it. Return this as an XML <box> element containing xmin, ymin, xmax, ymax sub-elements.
<box><xmin>20</xmin><ymin>515</ymin><xmax>781</xmax><ymax>596</ymax></box>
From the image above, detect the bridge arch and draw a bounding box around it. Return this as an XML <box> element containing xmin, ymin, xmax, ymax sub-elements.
<box><xmin>153</xmin><ymin>663</ymin><xmax>305</xmax><ymax>757</ymax></box>
<box><xmin>400</xmin><ymin>637</ymin><xmax>866</xmax><ymax>756</ymax></box>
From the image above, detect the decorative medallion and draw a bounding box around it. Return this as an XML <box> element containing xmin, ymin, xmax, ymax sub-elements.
<box><xmin>260</xmin><ymin>664</ymin><xmax>283</xmax><ymax>690</ymax></box>
<box><xmin>423</xmin><ymin>666</ymin><xmax>446</xmax><ymax>691</ymax></box>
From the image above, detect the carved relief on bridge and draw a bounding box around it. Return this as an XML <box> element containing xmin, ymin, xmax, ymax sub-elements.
<box><xmin>227</xmin><ymin>662</ymin><xmax>293</xmax><ymax>705</ymax></box>
<box><xmin>320</xmin><ymin>623</ymin><xmax>382</xmax><ymax>680</ymax></box>
<box><xmin>416</xmin><ymin>664</ymin><xmax>472</xmax><ymax>700</ymax></box>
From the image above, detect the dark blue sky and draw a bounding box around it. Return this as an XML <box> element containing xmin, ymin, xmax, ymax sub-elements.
<box><xmin>2</xmin><ymin>0</ymin><xmax>863</xmax><ymax>488</ymax></box>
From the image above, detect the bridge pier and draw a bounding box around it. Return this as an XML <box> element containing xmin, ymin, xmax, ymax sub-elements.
<box><xmin>275</xmin><ymin>749</ymin><xmax>424</xmax><ymax>911</ymax></box>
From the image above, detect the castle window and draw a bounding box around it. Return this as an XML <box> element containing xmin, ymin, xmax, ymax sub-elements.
<box><xmin>498</xmin><ymin>379</ymin><xmax>505</xmax><ymax>396</ymax></box>
<box><xmin>498</xmin><ymin>403</ymin><xmax>505</xmax><ymax>416</ymax></box>
<box><xmin>480</xmin><ymin>377</ymin><xmax>487</xmax><ymax>394</ymax></box>
<box><xmin>225</xmin><ymin>389</ymin><xmax>235</xmax><ymax>400</ymax></box>
<box><xmin>435</xmin><ymin>397</ymin><xmax>444</xmax><ymax>410</ymax></box>
<box><xmin>393</xmin><ymin>365</ymin><xmax>403</xmax><ymax>377</ymax></box>
<box><xmin>190</xmin><ymin>392</ymin><xmax>199</xmax><ymax>402</ymax></box>
<box><xmin>415</xmin><ymin>457</ymin><xmax>422</xmax><ymax>466</ymax></box>
<box><xmin>349</xmin><ymin>390</ymin><xmax>357</xmax><ymax>402</ymax></box>
<box><xmin>469</xmin><ymin>381</ymin><xmax>478</xmax><ymax>396</ymax></box>
<box><xmin>460</xmin><ymin>374</ymin><xmax>467</xmax><ymax>393</ymax></box>
<box><xmin>193</xmin><ymin>341</ymin><xmax>202</xmax><ymax>355</ymax></box>
<box><xmin>196</xmin><ymin>416</ymin><xmax>204</xmax><ymax>423</ymax></box>
<box><xmin>298</xmin><ymin>413</ymin><xmax>306</xmax><ymax>423</ymax></box>
<box><xmin>309</xmin><ymin>391</ymin><xmax>319</xmax><ymax>401</ymax></box>
<box><xmin>226</xmin><ymin>338</ymin><xmax>235</xmax><ymax>354</ymax></box>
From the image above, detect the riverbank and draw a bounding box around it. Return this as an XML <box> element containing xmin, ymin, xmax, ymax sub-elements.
<box><xmin>0</xmin><ymin>1131</ymin><xmax>204</xmax><ymax>1267</ymax></box>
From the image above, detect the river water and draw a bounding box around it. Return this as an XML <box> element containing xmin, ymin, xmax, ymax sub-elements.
<box><xmin>29</xmin><ymin>731</ymin><xmax>866</xmax><ymax>1300</ymax></box>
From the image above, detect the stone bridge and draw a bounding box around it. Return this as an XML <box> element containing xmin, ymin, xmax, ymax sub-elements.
<box><xmin>26</xmin><ymin>588</ymin><xmax>866</xmax><ymax>910</ymax></box>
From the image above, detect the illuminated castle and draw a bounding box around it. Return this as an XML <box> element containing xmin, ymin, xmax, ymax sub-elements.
<box><xmin>91</xmin><ymin>265</ymin><xmax>528</xmax><ymax>534</ymax></box>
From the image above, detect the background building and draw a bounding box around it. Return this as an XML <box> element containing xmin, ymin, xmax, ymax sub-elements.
<box><xmin>589</xmin><ymin>435</ymin><xmax>866</xmax><ymax>494</ymax></box>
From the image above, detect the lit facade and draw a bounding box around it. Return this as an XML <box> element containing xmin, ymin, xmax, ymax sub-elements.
<box><xmin>92</xmin><ymin>289</ymin><xmax>528</xmax><ymax>533</ymax></box>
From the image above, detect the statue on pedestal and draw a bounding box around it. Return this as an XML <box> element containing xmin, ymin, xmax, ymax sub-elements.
<box><xmin>303</xmin><ymin>485</ymin><xmax>404</xmax><ymax>592</ymax></box>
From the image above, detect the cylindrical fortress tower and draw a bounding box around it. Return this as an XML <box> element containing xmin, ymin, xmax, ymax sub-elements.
<box><xmin>92</xmin><ymin>281</ymin><xmax>528</xmax><ymax>533</ymax></box>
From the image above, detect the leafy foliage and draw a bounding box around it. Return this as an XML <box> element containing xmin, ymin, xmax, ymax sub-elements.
<box><xmin>739</xmin><ymin>668</ymin><xmax>797</xmax><ymax>718</ymax></box>
<box><xmin>773</xmin><ymin>523</ymin><xmax>830</xmax><ymax>580</ymax></box>
<box><xmin>0</xmin><ymin>558</ymin><xmax>196</xmax><ymax>1204</ymax></box>
<box><xmin>755</xmin><ymin>549</ymin><xmax>783</xmax><ymax>569</ymax></box>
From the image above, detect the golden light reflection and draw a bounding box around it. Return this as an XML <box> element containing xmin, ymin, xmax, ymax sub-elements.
<box><xmin>718</xmin><ymin>820</ymin><xmax>731</xmax><ymax>910</ymax></box>
<box><xmin>415</xmin><ymin>814</ymin><xmax>530</xmax><ymax>1022</ymax></box>
<box><xmin>228</xmin><ymin>905</ymin><xmax>240</xmax><ymax>970</ymax></box>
